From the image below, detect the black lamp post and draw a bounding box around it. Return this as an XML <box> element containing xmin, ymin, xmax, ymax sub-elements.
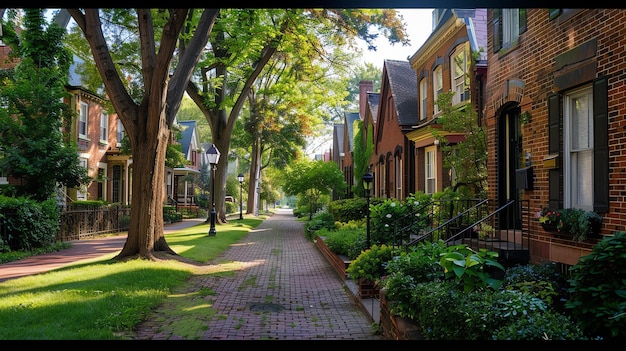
<box><xmin>206</xmin><ymin>144</ymin><xmax>220</xmax><ymax>237</ymax></box>
<box><xmin>362</xmin><ymin>172</ymin><xmax>373</xmax><ymax>249</ymax></box>
<box><xmin>238</xmin><ymin>173</ymin><xmax>244</xmax><ymax>220</ymax></box>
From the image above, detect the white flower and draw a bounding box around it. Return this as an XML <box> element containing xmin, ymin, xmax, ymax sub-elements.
<box><xmin>390</xmin><ymin>202</ymin><xmax>397</xmax><ymax>207</ymax></box>
<box><xmin>386</xmin><ymin>213</ymin><xmax>392</xmax><ymax>218</ymax></box>
<box><xmin>384</xmin><ymin>224</ymin><xmax>389</xmax><ymax>227</ymax></box>
<box><xmin>414</xmin><ymin>201</ymin><xmax>420</xmax><ymax>206</ymax></box>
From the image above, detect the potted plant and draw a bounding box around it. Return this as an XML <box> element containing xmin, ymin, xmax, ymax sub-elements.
<box><xmin>574</xmin><ymin>210</ymin><xmax>603</xmax><ymax>242</ymax></box>
<box><xmin>554</xmin><ymin>208</ymin><xmax>603</xmax><ymax>242</ymax></box>
<box><xmin>535</xmin><ymin>207</ymin><xmax>559</xmax><ymax>232</ymax></box>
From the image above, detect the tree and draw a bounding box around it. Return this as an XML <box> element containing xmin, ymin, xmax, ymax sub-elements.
<box><xmin>0</xmin><ymin>9</ymin><xmax>90</xmax><ymax>201</ymax></box>
<box><xmin>430</xmin><ymin>90</ymin><xmax>488</xmax><ymax>197</ymax></box>
<box><xmin>66</xmin><ymin>9</ymin><xmax>218</xmax><ymax>260</ymax></box>
<box><xmin>351</xmin><ymin>118</ymin><xmax>374</xmax><ymax>197</ymax></box>
<box><xmin>282</xmin><ymin>159</ymin><xmax>346</xmax><ymax>220</ymax></box>
<box><xmin>184</xmin><ymin>9</ymin><xmax>408</xmax><ymax>223</ymax></box>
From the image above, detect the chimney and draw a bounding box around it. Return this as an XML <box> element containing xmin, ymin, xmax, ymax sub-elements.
<box><xmin>359</xmin><ymin>80</ymin><xmax>374</xmax><ymax>119</ymax></box>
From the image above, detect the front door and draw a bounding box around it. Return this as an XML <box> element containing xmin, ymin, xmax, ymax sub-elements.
<box><xmin>497</xmin><ymin>105</ymin><xmax>523</xmax><ymax>229</ymax></box>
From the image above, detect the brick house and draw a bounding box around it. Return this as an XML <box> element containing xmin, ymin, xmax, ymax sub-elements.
<box><xmin>483</xmin><ymin>8</ymin><xmax>625</xmax><ymax>267</ymax></box>
<box><xmin>370</xmin><ymin>59</ymin><xmax>418</xmax><ymax>200</ymax></box>
<box><xmin>406</xmin><ymin>8</ymin><xmax>488</xmax><ymax>195</ymax></box>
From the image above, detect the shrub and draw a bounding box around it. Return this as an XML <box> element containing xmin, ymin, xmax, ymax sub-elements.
<box><xmin>502</xmin><ymin>262</ymin><xmax>568</xmax><ymax>311</ymax></box>
<box><xmin>319</xmin><ymin>226</ymin><xmax>366</xmax><ymax>260</ymax></box>
<box><xmin>346</xmin><ymin>244</ymin><xmax>398</xmax><ymax>284</ymax></box>
<box><xmin>438</xmin><ymin>244</ymin><xmax>504</xmax><ymax>292</ymax></box>
<box><xmin>382</xmin><ymin>241</ymin><xmax>447</xmax><ymax>319</ymax></box>
<box><xmin>0</xmin><ymin>196</ymin><xmax>60</xmax><ymax>251</ymax></box>
<box><xmin>565</xmin><ymin>231</ymin><xmax>626</xmax><ymax>340</ymax></box>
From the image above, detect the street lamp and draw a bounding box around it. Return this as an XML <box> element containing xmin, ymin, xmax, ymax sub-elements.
<box><xmin>206</xmin><ymin>144</ymin><xmax>220</xmax><ymax>237</ymax></box>
<box><xmin>238</xmin><ymin>173</ymin><xmax>244</xmax><ymax>220</ymax></box>
<box><xmin>362</xmin><ymin>172</ymin><xmax>373</xmax><ymax>249</ymax></box>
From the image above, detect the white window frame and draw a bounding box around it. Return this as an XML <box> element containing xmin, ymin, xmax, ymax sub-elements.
<box><xmin>433</xmin><ymin>65</ymin><xmax>443</xmax><ymax>115</ymax></box>
<box><xmin>450</xmin><ymin>44</ymin><xmax>469</xmax><ymax>106</ymax></box>
<box><xmin>420</xmin><ymin>77</ymin><xmax>428</xmax><ymax>120</ymax></box>
<box><xmin>395</xmin><ymin>154</ymin><xmax>402</xmax><ymax>199</ymax></box>
<box><xmin>564</xmin><ymin>86</ymin><xmax>594</xmax><ymax>211</ymax></box>
<box><xmin>425</xmin><ymin>146</ymin><xmax>437</xmax><ymax>194</ymax></box>
<box><xmin>77</xmin><ymin>157</ymin><xmax>88</xmax><ymax>201</ymax></box>
<box><xmin>117</xmin><ymin>118</ymin><xmax>125</xmax><ymax>147</ymax></box>
<box><xmin>79</xmin><ymin>102</ymin><xmax>88</xmax><ymax>139</ymax></box>
<box><xmin>97</xmin><ymin>163</ymin><xmax>107</xmax><ymax>201</ymax></box>
<box><xmin>100</xmin><ymin>111</ymin><xmax>108</xmax><ymax>143</ymax></box>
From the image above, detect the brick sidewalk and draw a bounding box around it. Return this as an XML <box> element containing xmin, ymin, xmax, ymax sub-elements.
<box><xmin>133</xmin><ymin>208</ymin><xmax>382</xmax><ymax>340</ymax></box>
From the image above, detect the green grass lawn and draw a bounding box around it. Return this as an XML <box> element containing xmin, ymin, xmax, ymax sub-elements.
<box><xmin>0</xmin><ymin>217</ymin><xmax>264</xmax><ymax>340</ymax></box>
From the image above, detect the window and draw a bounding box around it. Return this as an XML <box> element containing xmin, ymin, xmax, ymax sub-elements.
<box><xmin>117</xmin><ymin>118</ymin><xmax>125</xmax><ymax>146</ymax></box>
<box><xmin>419</xmin><ymin>77</ymin><xmax>428</xmax><ymax>120</ymax></box>
<box><xmin>425</xmin><ymin>147</ymin><xmax>436</xmax><ymax>194</ymax></box>
<box><xmin>97</xmin><ymin>166</ymin><xmax>106</xmax><ymax>201</ymax></box>
<box><xmin>450</xmin><ymin>44</ymin><xmax>470</xmax><ymax>105</ymax></box>
<box><xmin>564</xmin><ymin>87</ymin><xmax>593</xmax><ymax>211</ymax></box>
<box><xmin>395</xmin><ymin>153</ymin><xmax>402</xmax><ymax>199</ymax></box>
<box><xmin>79</xmin><ymin>102</ymin><xmax>88</xmax><ymax>139</ymax></box>
<box><xmin>493</xmin><ymin>9</ymin><xmax>527</xmax><ymax>52</ymax></box>
<box><xmin>433</xmin><ymin>65</ymin><xmax>443</xmax><ymax>115</ymax></box>
<box><xmin>100</xmin><ymin>111</ymin><xmax>108</xmax><ymax>143</ymax></box>
<box><xmin>77</xmin><ymin>157</ymin><xmax>88</xmax><ymax>200</ymax></box>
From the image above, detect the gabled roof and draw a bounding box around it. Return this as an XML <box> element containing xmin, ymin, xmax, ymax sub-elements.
<box><xmin>383</xmin><ymin>59</ymin><xmax>418</xmax><ymax>127</ymax></box>
<box><xmin>178</xmin><ymin>120</ymin><xmax>196</xmax><ymax>156</ymax></box>
<box><xmin>333</xmin><ymin>123</ymin><xmax>345</xmax><ymax>162</ymax></box>
<box><xmin>344</xmin><ymin>112</ymin><xmax>361</xmax><ymax>152</ymax></box>
<box><xmin>366</xmin><ymin>92</ymin><xmax>380</xmax><ymax>124</ymax></box>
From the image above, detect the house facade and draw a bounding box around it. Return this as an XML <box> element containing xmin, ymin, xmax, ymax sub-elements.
<box><xmin>484</xmin><ymin>8</ymin><xmax>626</xmax><ymax>267</ymax></box>
<box><xmin>406</xmin><ymin>8</ymin><xmax>488</xmax><ymax>195</ymax></box>
<box><xmin>64</xmin><ymin>83</ymin><xmax>130</xmax><ymax>205</ymax></box>
<box><xmin>370</xmin><ymin>59</ymin><xmax>418</xmax><ymax>200</ymax></box>
<box><xmin>166</xmin><ymin>119</ymin><xmax>202</xmax><ymax>207</ymax></box>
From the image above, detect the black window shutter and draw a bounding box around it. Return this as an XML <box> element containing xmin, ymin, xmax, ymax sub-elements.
<box><xmin>548</xmin><ymin>93</ymin><xmax>561</xmax><ymax>209</ymax></box>
<box><xmin>593</xmin><ymin>77</ymin><xmax>609</xmax><ymax>213</ymax></box>
<box><xmin>548</xmin><ymin>93</ymin><xmax>560</xmax><ymax>154</ymax></box>
<box><xmin>519</xmin><ymin>9</ymin><xmax>527</xmax><ymax>34</ymax></box>
<box><xmin>493</xmin><ymin>9</ymin><xmax>502</xmax><ymax>52</ymax></box>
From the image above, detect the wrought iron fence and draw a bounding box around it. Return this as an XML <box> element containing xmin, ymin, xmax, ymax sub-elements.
<box><xmin>56</xmin><ymin>205</ymin><xmax>131</xmax><ymax>241</ymax></box>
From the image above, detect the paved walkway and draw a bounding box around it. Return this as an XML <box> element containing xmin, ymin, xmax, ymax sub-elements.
<box><xmin>0</xmin><ymin>209</ymin><xmax>381</xmax><ymax>340</ymax></box>
<box><xmin>134</xmin><ymin>208</ymin><xmax>381</xmax><ymax>340</ymax></box>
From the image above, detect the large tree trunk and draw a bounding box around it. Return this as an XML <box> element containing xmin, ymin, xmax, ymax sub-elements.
<box><xmin>116</xmin><ymin>107</ymin><xmax>174</xmax><ymax>260</ymax></box>
<box><xmin>68</xmin><ymin>8</ymin><xmax>216</xmax><ymax>260</ymax></box>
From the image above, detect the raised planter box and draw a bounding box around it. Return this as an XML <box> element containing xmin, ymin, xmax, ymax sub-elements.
<box><xmin>358</xmin><ymin>278</ymin><xmax>380</xmax><ymax>299</ymax></box>
<box><xmin>379</xmin><ymin>288</ymin><xmax>422</xmax><ymax>340</ymax></box>
<box><xmin>314</xmin><ymin>235</ymin><xmax>350</xmax><ymax>280</ymax></box>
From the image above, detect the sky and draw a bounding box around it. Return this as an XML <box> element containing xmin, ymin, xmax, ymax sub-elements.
<box><xmin>359</xmin><ymin>8</ymin><xmax>434</xmax><ymax>67</ymax></box>
<box><xmin>307</xmin><ymin>8</ymin><xmax>435</xmax><ymax>158</ymax></box>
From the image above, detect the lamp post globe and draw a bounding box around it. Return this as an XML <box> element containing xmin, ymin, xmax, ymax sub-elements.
<box><xmin>206</xmin><ymin>144</ymin><xmax>220</xmax><ymax>236</ymax></box>
<box><xmin>362</xmin><ymin>172</ymin><xmax>373</xmax><ymax>249</ymax></box>
<box><xmin>238</xmin><ymin>173</ymin><xmax>244</xmax><ymax>220</ymax></box>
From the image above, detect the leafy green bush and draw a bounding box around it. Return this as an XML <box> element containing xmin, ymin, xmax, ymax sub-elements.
<box><xmin>0</xmin><ymin>195</ymin><xmax>60</xmax><ymax>251</ymax></box>
<box><xmin>346</xmin><ymin>244</ymin><xmax>398</xmax><ymax>283</ymax></box>
<box><xmin>306</xmin><ymin>211</ymin><xmax>335</xmax><ymax>233</ymax></box>
<box><xmin>320</xmin><ymin>227</ymin><xmax>367</xmax><ymax>260</ymax></box>
<box><xmin>382</xmin><ymin>240</ymin><xmax>447</xmax><ymax>319</ymax></box>
<box><xmin>491</xmin><ymin>310</ymin><xmax>587</xmax><ymax>340</ymax></box>
<box><xmin>438</xmin><ymin>244</ymin><xmax>504</xmax><ymax>292</ymax></box>
<box><xmin>565</xmin><ymin>231</ymin><xmax>626</xmax><ymax>339</ymax></box>
<box><xmin>327</xmin><ymin>198</ymin><xmax>367</xmax><ymax>223</ymax></box>
<box><xmin>412</xmin><ymin>282</ymin><xmax>586</xmax><ymax>340</ymax></box>
<box><xmin>502</xmin><ymin>262</ymin><xmax>568</xmax><ymax>311</ymax></box>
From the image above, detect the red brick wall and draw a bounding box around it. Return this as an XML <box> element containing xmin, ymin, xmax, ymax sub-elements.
<box><xmin>484</xmin><ymin>9</ymin><xmax>626</xmax><ymax>264</ymax></box>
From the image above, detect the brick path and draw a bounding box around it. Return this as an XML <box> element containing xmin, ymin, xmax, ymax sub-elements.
<box><xmin>133</xmin><ymin>208</ymin><xmax>381</xmax><ymax>340</ymax></box>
